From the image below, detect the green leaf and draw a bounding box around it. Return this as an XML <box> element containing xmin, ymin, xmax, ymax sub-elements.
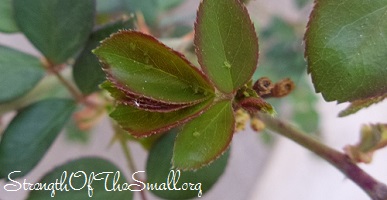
<box><xmin>290</xmin><ymin>77</ymin><xmax>319</xmax><ymax>133</ymax></box>
<box><xmin>147</xmin><ymin>131</ymin><xmax>229</xmax><ymax>199</ymax></box>
<box><xmin>14</xmin><ymin>0</ymin><xmax>95</xmax><ymax>64</ymax></box>
<box><xmin>108</xmin><ymin>97</ymin><xmax>213</xmax><ymax>137</ymax></box>
<box><xmin>96</xmin><ymin>0</ymin><xmax>122</xmax><ymax>13</ymax></box>
<box><xmin>305</xmin><ymin>1</ymin><xmax>387</xmax><ymax>102</ymax></box>
<box><xmin>157</xmin><ymin>0</ymin><xmax>184</xmax><ymax>11</ymax></box>
<box><xmin>0</xmin><ymin>0</ymin><xmax>19</xmax><ymax>33</ymax></box>
<box><xmin>27</xmin><ymin>157</ymin><xmax>133</xmax><ymax>199</ymax></box>
<box><xmin>124</xmin><ymin>0</ymin><xmax>158</xmax><ymax>25</ymax></box>
<box><xmin>295</xmin><ymin>0</ymin><xmax>311</xmax><ymax>9</ymax></box>
<box><xmin>94</xmin><ymin>30</ymin><xmax>214</xmax><ymax>104</ymax></box>
<box><xmin>339</xmin><ymin>94</ymin><xmax>387</xmax><ymax>117</ymax></box>
<box><xmin>0</xmin><ymin>46</ymin><xmax>45</xmax><ymax>103</ymax></box>
<box><xmin>101</xmin><ymin>81</ymin><xmax>191</xmax><ymax>112</ymax></box>
<box><xmin>257</xmin><ymin>17</ymin><xmax>306</xmax><ymax>81</ymax></box>
<box><xmin>74</xmin><ymin>18</ymin><xmax>135</xmax><ymax>95</ymax></box>
<box><xmin>0</xmin><ymin>98</ymin><xmax>76</xmax><ymax>179</ymax></box>
<box><xmin>195</xmin><ymin>0</ymin><xmax>258</xmax><ymax>94</ymax></box>
<box><xmin>173</xmin><ymin>101</ymin><xmax>234</xmax><ymax>170</ymax></box>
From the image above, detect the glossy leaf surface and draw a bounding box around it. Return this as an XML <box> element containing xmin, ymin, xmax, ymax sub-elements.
<box><xmin>94</xmin><ymin>31</ymin><xmax>214</xmax><ymax>104</ymax></box>
<box><xmin>14</xmin><ymin>0</ymin><xmax>95</xmax><ymax>64</ymax></box>
<box><xmin>0</xmin><ymin>99</ymin><xmax>76</xmax><ymax>179</ymax></box>
<box><xmin>147</xmin><ymin>131</ymin><xmax>229</xmax><ymax>199</ymax></box>
<box><xmin>27</xmin><ymin>157</ymin><xmax>133</xmax><ymax>199</ymax></box>
<box><xmin>109</xmin><ymin>97</ymin><xmax>213</xmax><ymax>137</ymax></box>
<box><xmin>74</xmin><ymin>18</ymin><xmax>134</xmax><ymax>95</ymax></box>
<box><xmin>195</xmin><ymin>0</ymin><xmax>258</xmax><ymax>94</ymax></box>
<box><xmin>305</xmin><ymin>1</ymin><xmax>387</xmax><ymax>102</ymax></box>
<box><xmin>101</xmin><ymin>81</ymin><xmax>191</xmax><ymax>112</ymax></box>
<box><xmin>0</xmin><ymin>46</ymin><xmax>45</xmax><ymax>103</ymax></box>
<box><xmin>173</xmin><ymin>101</ymin><xmax>234</xmax><ymax>169</ymax></box>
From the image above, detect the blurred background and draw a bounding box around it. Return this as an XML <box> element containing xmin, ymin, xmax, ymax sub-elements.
<box><xmin>1</xmin><ymin>0</ymin><xmax>387</xmax><ymax>199</ymax></box>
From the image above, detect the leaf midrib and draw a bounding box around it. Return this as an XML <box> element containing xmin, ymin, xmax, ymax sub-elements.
<box><xmin>102</xmin><ymin>51</ymin><xmax>212</xmax><ymax>95</ymax></box>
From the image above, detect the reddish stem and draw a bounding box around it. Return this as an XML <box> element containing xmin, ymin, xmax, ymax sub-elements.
<box><xmin>260</xmin><ymin>114</ymin><xmax>387</xmax><ymax>200</ymax></box>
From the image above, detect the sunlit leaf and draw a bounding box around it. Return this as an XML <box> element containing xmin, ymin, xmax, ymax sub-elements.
<box><xmin>0</xmin><ymin>0</ymin><xmax>19</xmax><ymax>33</ymax></box>
<box><xmin>147</xmin><ymin>131</ymin><xmax>229</xmax><ymax>199</ymax></box>
<box><xmin>74</xmin><ymin>18</ymin><xmax>135</xmax><ymax>95</ymax></box>
<box><xmin>0</xmin><ymin>46</ymin><xmax>45</xmax><ymax>103</ymax></box>
<box><xmin>0</xmin><ymin>99</ymin><xmax>76</xmax><ymax>179</ymax></box>
<box><xmin>94</xmin><ymin>30</ymin><xmax>214</xmax><ymax>104</ymax></box>
<box><xmin>27</xmin><ymin>157</ymin><xmax>133</xmax><ymax>199</ymax></box>
<box><xmin>305</xmin><ymin>1</ymin><xmax>387</xmax><ymax>102</ymax></box>
<box><xmin>14</xmin><ymin>0</ymin><xmax>95</xmax><ymax>64</ymax></box>
<box><xmin>173</xmin><ymin>101</ymin><xmax>234</xmax><ymax>170</ymax></box>
<box><xmin>195</xmin><ymin>0</ymin><xmax>258</xmax><ymax>94</ymax></box>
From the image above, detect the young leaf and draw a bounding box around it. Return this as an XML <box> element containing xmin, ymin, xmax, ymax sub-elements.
<box><xmin>147</xmin><ymin>131</ymin><xmax>229</xmax><ymax>199</ymax></box>
<box><xmin>305</xmin><ymin>1</ymin><xmax>387</xmax><ymax>103</ymax></box>
<box><xmin>14</xmin><ymin>0</ymin><xmax>95</xmax><ymax>64</ymax></box>
<box><xmin>101</xmin><ymin>81</ymin><xmax>192</xmax><ymax>112</ymax></box>
<box><xmin>73</xmin><ymin>18</ymin><xmax>135</xmax><ymax>95</ymax></box>
<box><xmin>27</xmin><ymin>157</ymin><xmax>133</xmax><ymax>200</ymax></box>
<box><xmin>94</xmin><ymin>30</ymin><xmax>214</xmax><ymax>104</ymax></box>
<box><xmin>195</xmin><ymin>0</ymin><xmax>259</xmax><ymax>94</ymax></box>
<box><xmin>0</xmin><ymin>46</ymin><xmax>45</xmax><ymax>103</ymax></box>
<box><xmin>173</xmin><ymin>101</ymin><xmax>234</xmax><ymax>170</ymax></box>
<box><xmin>109</xmin><ymin>97</ymin><xmax>214</xmax><ymax>137</ymax></box>
<box><xmin>0</xmin><ymin>0</ymin><xmax>19</xmax><ymax>33</ymax></box>
<box><xmin>339</xmin><ymin>94</ymin><xmax>387</xmax><ymax>117</ymax></box>
<box><xmin>0</xmin><ymin>98</ymin><xmax>76</xmax><ymax>179</ymax></box>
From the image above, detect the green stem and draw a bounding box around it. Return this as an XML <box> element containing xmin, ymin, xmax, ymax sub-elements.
<box><xmin>44</xmin><ymin>61</ymin><xmax>98</xmax><ymax>108</ymax></box>
<box><xmin>52</xmin><ymin>70</ymin><xmax>85</xmax><ymax>103</ymax></box>
<box><xmin>259</xmin><ymin>113</ymin><xmax>387</xmax><ymax>200</ymax></box>
<box><xmin>119</xmin><ymin>139</ymin><xmax>148</xmax><ymax>200</ymax></box>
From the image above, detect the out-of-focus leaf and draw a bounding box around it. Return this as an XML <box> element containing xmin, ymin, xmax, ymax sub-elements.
<box><xmin>96</xmin><ymin>0</ymin><xmax>122</xmax><ymax>13</ymax></box>
<box><xmin>65</xmin><ymin>117</ymin><xmax>89</xmax><ymax>143</ymax></box>
<box><xmin>0</xmin><ymin>98</ymin><xmax>76</xmax><ymax>179</ymax></box>
<box><xmin>73</xmin><ymin>18</ymin><xmax>135</xmax><ymax>95</ymax></box>
<box><xmin>157</xmin><ymin>0</ymin><xmax>184</xmax><ymax>11</ymax></box>
<box><xmin>94</xmin><ymin>30</ymin><xmax>214</xmax><ymax>104</ymax></box>
<box><xmin>147</xmin><ymin>131</ymin><xmax>229</xmax><ymax>199</ymax></box>
<box><xmin>295</xmin><ymin>0</ymin><xmax>311</xmax><ymax>9</ymax></box>
<box><xmin>14</xmin><ymin>0</ymin><xmax>95</xmax><ymax>64</ymax></box>
<box><xmin>0</xmin><ymin>68</ymin><xmax>71</xmax><ymax>115</ymax></box>
<box><xmin>0</xmin><ymin>0</ymin><xmax>19</xmax><ymax>33</ymax></box>
<box><xmin>27</xmin><ymin>157</ymin><xmax>133</xmax><ymax>199</ymax></box>
<box><xmin>0</xmin><ymin>46</ymin><xmax>45</xmax><ymax>103</ymax></box>
<box><xmin>305</xmin><ymin>1</ymin><xmax>387</xmax><ymax>102</ymax></box>
<box><xmin>344</xmin><ymin>124</ymin><xmax>387</xmax><ymax>164</ymax></box>
<box><xmin>255</xmin><ymin>17</ymin><xmax>306</xmax><ymax>82</ymax></box>
<box><xmin>195</xmin><ymin>0</ymin><xmax>258</xmax><ymax>94</ymax></box>
<box><xmin>339</xmin><ymin>94</ymin><xmax>387</xmax><ymax>117</ymax></box>
<box><xmin>124</xmin><ymin>0</ymin><xmax>158</xmax><ymax>25</ymax></box>
<box><xmin>290</xmin><ymin>78</ymin><xmax>319</xmax><ymax>133</ymax></box>
<box><xmin>173</xmin><ymin>101</ymin><xmax>234</xmax><ymax>170</ymax></box>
